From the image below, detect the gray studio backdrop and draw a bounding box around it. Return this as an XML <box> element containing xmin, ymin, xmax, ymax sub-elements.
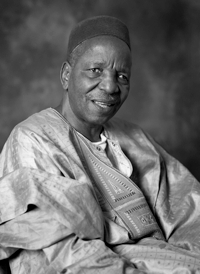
<box><xmin>1</xmin><ymin>0</ymin><xmax>200</xmax><ymax>180</ymax></box>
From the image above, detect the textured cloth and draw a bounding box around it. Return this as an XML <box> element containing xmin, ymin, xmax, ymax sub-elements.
<box><xmin>66</xmin><ymin>15</ymin><xmax>131</xmax><ymax>60</ymax></box>
<box><xmin>1</xmin><ymin>108</ymin><xmax>200</xmax><ymax>273</ymax></box>
<box><xmin>78</xmin><ymin>131</ymin><xmax>133</xmax><ymax>177</ymax></box>
<box><xmin>77</xmin><ymin>133</ymin><xmax>164</xmax><ymax>241</ymax></box>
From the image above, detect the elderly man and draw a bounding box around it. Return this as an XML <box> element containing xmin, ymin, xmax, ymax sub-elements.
<box><xmin>0</xmin><ymin>15</ymin><xmax>200</xmax><ymax>274</ymax></box>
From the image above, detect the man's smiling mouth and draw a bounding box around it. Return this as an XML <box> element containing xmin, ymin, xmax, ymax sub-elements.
<box><xmin>92</xmin><ymin>100</ymin><xmax>118</xmax><ymax>108</ymax></box>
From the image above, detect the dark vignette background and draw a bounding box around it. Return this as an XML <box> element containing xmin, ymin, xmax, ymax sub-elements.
<box><xmin>1</xmin><ymin>0</ymin><xmax>200</xmax><ymax>180</ymax></box>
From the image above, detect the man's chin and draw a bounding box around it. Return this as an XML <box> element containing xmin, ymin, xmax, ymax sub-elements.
<box><xmin>88</xmin><ymin>114</ymin><xmax>116</xmax><ymax>126</ymax></box>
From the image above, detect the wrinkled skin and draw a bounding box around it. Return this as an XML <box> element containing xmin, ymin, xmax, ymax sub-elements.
<box><xmin>58</xmin><ymin>36</ymin><xmax>132</xmax><ymax>141</ymax></box>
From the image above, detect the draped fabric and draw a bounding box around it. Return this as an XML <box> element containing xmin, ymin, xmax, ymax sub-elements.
<box><xmin>0</xmin><ymin>108</ymin><xmax>200</xmax><ymax>273</ymax></box>
<box><xmin>77</xmin><ymin>133</ymin><xmax>164</xmax><ymax>241</ymax></box>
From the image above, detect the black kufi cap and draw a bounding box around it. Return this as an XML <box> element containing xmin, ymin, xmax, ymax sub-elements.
<box><xmin>66</xmin><ymin>15</ymin><xmax>131</xmax><ymax>60</ymax></box>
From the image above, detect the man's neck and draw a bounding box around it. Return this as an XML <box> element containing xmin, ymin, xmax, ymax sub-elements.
<box><xmin>75</xmin><ymin>125</ymin><xmax>103</xmax><ymax>142</ymax></box>
<box><xmin>55</xmin><ymin>103</ymin><xmax>103</xmax><ymax>142</ymax></box>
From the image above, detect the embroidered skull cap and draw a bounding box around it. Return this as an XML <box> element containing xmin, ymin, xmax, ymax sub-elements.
<box><xmin>66</xmin><ymin>15</ymin><xmax>131</xmax><ymax>60</ymax></box>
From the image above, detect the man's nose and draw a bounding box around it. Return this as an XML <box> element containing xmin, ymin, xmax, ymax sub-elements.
<box><xmin>99</xmin><ymin>74</ymin><xmax>119</xmax><ymax>94</ymax></box>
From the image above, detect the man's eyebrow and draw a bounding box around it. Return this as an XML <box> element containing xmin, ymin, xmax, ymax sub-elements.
<box><xmin>119</xmin><ymin>67</ymin><xmax>130</xmax><ymax>73</ymax></box>
<box><xmin>87</xmin><ymin>61</ymin><xmax>105</xmax><ymax>67</ymax></box>
<box><xmin>118</xmin><ymin>66</ymin><xmax>131</xmax><ymax>74</ymax></box>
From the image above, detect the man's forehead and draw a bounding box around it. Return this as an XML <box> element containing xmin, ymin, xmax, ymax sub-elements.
<box><xmin>78</xmin><ymin>37</ymin><xmax>132</xmax><ymax>71</ymax></box>
<box><xmin>66</xmin><ymin>15</ymin><xmax>131</xmax><ymax>61</ymax></box>
<box><xmin>83</xmin><ymin>35</ymin><xmax>131</xmax><ymax>53</ymax></box>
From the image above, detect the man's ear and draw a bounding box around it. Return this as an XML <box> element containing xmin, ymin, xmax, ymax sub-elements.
<box><xmin>60</xmin><ymin>62</ymin><xmax>71</xmax><ymax>90</ymax></box>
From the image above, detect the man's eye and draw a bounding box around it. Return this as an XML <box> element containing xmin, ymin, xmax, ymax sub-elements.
<box><xmin>118</xmin><ymin>74</ymin><xmax>129</xmax><ymax>83</ymax></box>
<box><xmin>90</xmin><ymin>68</ymin><xmax>101</xmax><ymax>74</ymax></box>
<box><xmin>87</xmin><ymin>68</ymin><xmax>102</xmax><ymax>78</ymax></box>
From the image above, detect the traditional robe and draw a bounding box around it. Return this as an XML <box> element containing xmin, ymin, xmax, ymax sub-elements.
<box><xmin>0</xmin><ymin>108</ymin><xmax>200</xmax><ymax>274</ymax></box>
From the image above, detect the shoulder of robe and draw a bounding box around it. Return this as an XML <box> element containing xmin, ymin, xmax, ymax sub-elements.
<box><xmin>104</xmin><ymin>117</ymin><xmax>147</xmax><ymax>141</ymax></box>
<box><xmin>104</xmin><ymin>117</ymin><xmax>164</xmax><ymax>161</ymax></box>
<box><xmin>11</xmin><ymin>108</ymin><xmax>69</xmax><ymax>136</ymax></box>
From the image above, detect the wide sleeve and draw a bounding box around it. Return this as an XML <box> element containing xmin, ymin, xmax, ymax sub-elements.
<box><xmin>0</xmin><ymin>126</ymin><xmax>145</xmax><ymax>274</ymax></box>
<box><xmin>143</xmin><ymin>132</ymin><xmax>200</xmax><ymax>252</ymax></box>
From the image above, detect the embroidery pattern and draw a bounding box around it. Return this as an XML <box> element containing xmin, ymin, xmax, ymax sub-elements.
<box><xmin>78</xmin><ymin>136</ymin><xmax>164</xmax><ymax>240</ymax></box>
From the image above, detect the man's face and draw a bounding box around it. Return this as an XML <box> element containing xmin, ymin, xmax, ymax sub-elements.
<box><xmin>62</xmin><ymin>36</ymin><xmax>132</xmax><ymax>131</ymax></box>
